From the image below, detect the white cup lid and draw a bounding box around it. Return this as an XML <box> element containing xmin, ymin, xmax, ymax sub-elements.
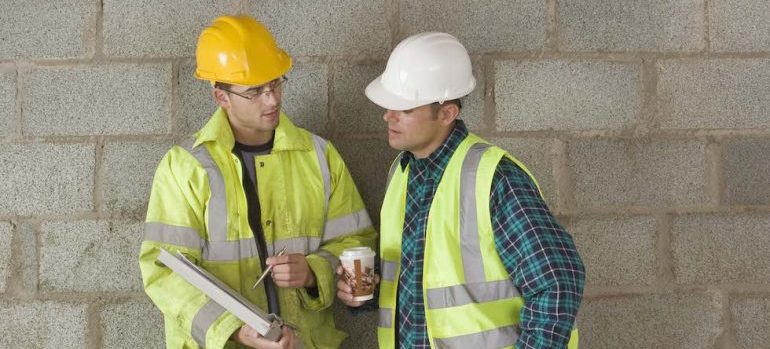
<box><xmin>341</xmin><ymin>247</ymin><xmax>375</xmax><ymax>258</ymax></box>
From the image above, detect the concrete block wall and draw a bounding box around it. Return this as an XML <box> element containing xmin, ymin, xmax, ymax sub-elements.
<box><xmin>0</xmin><ymin>1</ymin><xmax>767</xmax><ymax>348</ymax></box>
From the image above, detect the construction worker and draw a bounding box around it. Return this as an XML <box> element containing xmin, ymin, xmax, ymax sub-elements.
<box><xmin>336</xmin><ymin>32</ymin><xmax>585</xmax><ymax>348</ymax></box>
<box><xmin>139</xmin><ymin>15</ymin><xmax>377</xmax><ymax>349</ymax></box>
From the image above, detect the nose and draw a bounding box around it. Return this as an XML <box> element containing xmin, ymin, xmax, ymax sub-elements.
<box><xmin>262</xmin><ymin>91</ymin><xmax>279</xmax><ymax>107</ymax></box>
<box><xmin>383</xmin><ymin>110</ymin><xmax>398</xmax><ymax>123</ymax></box>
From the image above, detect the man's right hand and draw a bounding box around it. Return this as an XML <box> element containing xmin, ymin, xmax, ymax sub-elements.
<box><xmin>232</xmin><ymin>325</ymin><xmax>297</xmax><ymax>349</ymax></box>
<box><xmin>336</xmin><ymin>264</ymin><xmax>379</xmax><ymax>307</ymax></box>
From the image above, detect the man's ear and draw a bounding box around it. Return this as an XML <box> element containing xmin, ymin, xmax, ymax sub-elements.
<box><xmin>437</xmin><ymin>103</ymin><xmax>460</xmax><ymax>126</ymax></box>
<box><xmin>213</xmin><ymin>88</ymin><xmax>230</xmax><ymax>109</ymax></box>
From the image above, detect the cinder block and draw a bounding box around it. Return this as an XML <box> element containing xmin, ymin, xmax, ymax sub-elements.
<box><xmin>0</xmin><ymin>143</ymin><xmax>94</xmax><ymax>215</ymax></box>
<box><xmin>495</xmin><ymin>60</ymin><xmax>638</xmax><ymax>131</ymax></box>
<box><xmin>0</xmin><ymin>0</ymin><xmax>95</xmax><ymax>59</ymax></box>
<box><xmin>19</xmin><ymin>222</ymin><xmax>38</xmax><ymax>291</ymax></box>
<box><xmin>0</xmin><ymin>301</ymin><xmax>86</xmax><ymax>348</ymax></box>
<box><xmin>102</xmin><ymin>300</ymin><xmax>165</xmax><ymax>349</ymax></box>
<box><xmin>710</xmin><ymin>0</ymin><xmax>770</xmax><ymax>52</ymax></box>
<box><xmin>569</xmin><ymin>140</ymin><xmax>707</xmax><ymax>208</ymax></box>
<box><xmin>559</xmin><ymin>0</ymin><xmax>705</xmax><ymax>51</ymax></box>
<box><xmin>334</xmin><ymin>302</ymin><xmax>378</xmax><ymax>349</ymax></box>
<box><xmin>672</xmin><ymin>214</ymin><xmax>770</xmax><ymax>284</ymax></box>
<box><xmin>252</xmin><ymin>0</ymin><xmax>390</xmax><ymax>56</ymax></box>
<box><xmin>732</xmin><ymin>297</ymin><xmax>770</xmax><ymax>349</ymax></box>
<box><xmin>724</xmin><ymin>139</ymin><xmax>770</xmax><ymax>205</ymax></box>
<box><xmin>0</xmin><ymin>222</ymin><xmax>12</xmax><ymax>293</ymax></box>
<box><xmin>0</xmin><ymin>68</ymin><xmax>15</xmax><ymax>138</ymax></box>
<box><xmin>569</xmin><ymin>216</ymin><xmax>656</xmax><ymax>287</ymax></box>
<box><xmin>400</xmin><ymin>0</ymin><xmax>546</xmax><ymax>52</ymax></box>
<box><xmin>489</xmin><ymin>138</ymin><xmax>557</xmax><ymax>209</ymax></box>
<box><xmin>23</xmin><ymin>64</ymin><xmax>171</xmax><ymax>136</ymax></box>
<box><xmin>103</xmin><ymin>0</ymin><xmax>230</xmax><ymax>57</ymax></box>
<box><xmin>282</xmin><ymin>63</ymin><xmax>329</xmax><ymax>136</ymax></box>
<box><xmin>102</xmin><ymin>141</ymin><xmax>174</xmax><ymax>214</ymax></box>
<box><xmin>39</xmin><ymin>220</ymin><xmax>143</xmax><ymax>292</ymax></box>
<box><xmin>177</xmin><ymin>60</ymin><xmax>217</xmax><ymax>136</ymax></box>
<box><xmin>332</xmin><ymin>138</ymin><xmax>400</xmax><ymax>226</ymax></box>
<box><xmin>460</xmin><ymin>59</ymin><xmax>486</xmax><ymax>132</ymax></box>
<box><xmin>332</xmin><ymin>63</ymin><xmax>387</xmax><ymax>135</ymax></box>
<box><xmin>658</xmin><ymin>59</ymin><xmax>770</xmax><ymax>129</ymax></box>
<box><xmin>578</xmin><ymin>292</ymin><xmax>722</xmax><ymax>348</ymax></box>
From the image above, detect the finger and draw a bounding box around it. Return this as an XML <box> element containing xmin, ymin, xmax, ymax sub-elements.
<box><xmin>270</xmin><ymin>263</ymin><xmax>292</xmax><ymax>275</ymax></box>
<box><xmin>374</xmin><ymin>273</ymin><xmax>381</xmax><ymax>285</ymax></box>
<box><xmin>336</xmin><ymin>278</ymin><xmax>352</xmax><ymax>293</ymax></box>
<box><xmin>335</xmin><ymin>264</ymin><xmax>343</xmax><ymax>275</ymax></box>
<box><xmin>266</xmin><ymin>254</ymin><xmax>292</xmax><ymax>266</ymax></box>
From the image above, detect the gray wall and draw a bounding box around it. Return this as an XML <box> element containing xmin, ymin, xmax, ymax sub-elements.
<box><xmin>1</xmin><ymin>0</ymin><xmax>768</xmax><ymax>348</ymax></box>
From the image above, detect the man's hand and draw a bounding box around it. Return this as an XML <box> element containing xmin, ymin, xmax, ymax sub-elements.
<box><xmin>266</xmin><ymin>253</ymin><xmax>316</xmax><ymax>288</ymax></box>
<box><xmin>232</xmin><ymin>325</ymin><xmax>297</xmax><ymax>349</ymax></box>
<box><xmin>336</xmin><ymin>264</ymin><xmax>379</xmax><ymax>307</ymax></box>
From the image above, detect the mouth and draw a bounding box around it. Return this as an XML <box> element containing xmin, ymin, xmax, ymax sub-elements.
<box><xmin>262</xmin><ymin>110</ymin><xmax>279</xmax><ymax>119</ymax></box>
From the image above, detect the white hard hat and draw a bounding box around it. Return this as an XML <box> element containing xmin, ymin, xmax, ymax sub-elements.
<box><xmin>365</xmin><ymin>32</ymin><xmax>476</xmax><ymax>111</ymax></box>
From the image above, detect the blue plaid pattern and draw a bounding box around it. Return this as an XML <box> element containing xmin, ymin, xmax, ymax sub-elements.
<box><xmin>395</xmin><ymin>120</ymin><xmax>585</xmax><ymax>349</ymax></box>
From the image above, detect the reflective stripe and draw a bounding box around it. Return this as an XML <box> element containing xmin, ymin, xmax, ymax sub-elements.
<box><xmin>202</xmin><ymin>239</ymin><xmax>259</xmax><ymax>261</ymax></box>
<box><xmin>379</xmin><ymin>308</ymin><xmax>392</xmax><ymax>328</ymax></box>
<box><xmin>459</xmin><ymin>143</ymin><xmax>491</xmax><ymax>283</ymax></box>
<box><xmin>267</xmin><ymin>236</ymin><xmax>322</xmax><ymax>256</ymax></box>
<box><xmin>143</xmin><ymin>222</ymin><xmax>202</xmax><ymax>249</ymax></box>
<box><xmin>323</xmin><ymin>209</ymin><xmax>373</xmax><ymax>241</ymax></box>
<box><xmin>381</xmin><ymin>260</ymin><xmax>397</xmax><ymax>281</ymax></box>
<box><xmin>311</xmin><ymin>135</ymin><xmax>331</xmax><ymax>224</ymax></box>
<box><xmin>425</xmin><ymin>279</ymin><xmax>521</xmax><ymax>309</ymax></box>
<box><xmin>386</xmin><ymin>153</ymin><xmax>403</xmax><ymax>188</ymax></box>
<box><xmin>191</xmin><ymin>299</ymin><xmax>226</xmax><ymax>347</ymax></box>
<box><xmin>187</xmin><ymin>144</ymin><xmax>228</xmax><ymax>242</ymax></box>
<box><xmin>433</xmin><ymin>325</ymin><xmax>519</xmax><ymax>349</ymax></box>
<box><xmin>314</xmin><ymin>249</ymin><xmax>339</xmax><ymax>273</ymax></box>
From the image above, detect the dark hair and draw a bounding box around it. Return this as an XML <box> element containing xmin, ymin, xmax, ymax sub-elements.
<box><xmin>430</xmin><ymin>99</ymin><xmax>462</xmax><ymax>115</ymax></box>
<box><xmin>214</xmin><ymin>81</ymin><xmax>232</xmax><ymax>90</ymax></box>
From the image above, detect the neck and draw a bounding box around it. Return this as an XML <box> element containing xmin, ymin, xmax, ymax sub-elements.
<box><xmin>412</xmin><ymin>124</ymin><xmax>454</xmax><ymax>159</ymax></box>
<box><xmin>233</xmin><ymin>128</ymin><xmax>274</xmax><ymax>146</ymax></box>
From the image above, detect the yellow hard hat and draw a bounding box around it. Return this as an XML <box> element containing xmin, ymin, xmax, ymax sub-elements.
<box><xmin>194</xmin><ymin>15</ymin><xmax>292</xmax><ymax>86</ymax></box>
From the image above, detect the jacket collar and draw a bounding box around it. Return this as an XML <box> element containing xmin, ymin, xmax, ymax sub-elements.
<box><xmin>193</xmin><ymin>107</ymin><xmax>312</xmax><ymax>152</ymax></box>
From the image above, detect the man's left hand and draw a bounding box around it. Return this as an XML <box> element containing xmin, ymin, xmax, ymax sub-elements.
<box><xmin>266</xmin><ymin>253</ymin><xmax>316</xmax><ymax>288</ymax></box>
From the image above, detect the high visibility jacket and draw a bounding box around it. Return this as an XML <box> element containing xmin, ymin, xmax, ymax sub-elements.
<box><xmin>377</xmin><ymin>133</ymin><xmax>578</xmax><ymax>348</ymax></box>
<box><xmin>139</xmin><ymin>108</ymin><xmax>377</xmax><ymax>349</ymax></box>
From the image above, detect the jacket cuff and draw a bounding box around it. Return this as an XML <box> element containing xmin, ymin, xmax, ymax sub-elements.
<box><xmin>297</xmin><ymin>253</ymin><xmax>334</xmax><ymax>311</ymax></box>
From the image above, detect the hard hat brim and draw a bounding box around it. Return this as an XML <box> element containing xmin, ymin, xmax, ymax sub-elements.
<box><xmin>365</xmin><ymin>75</ymin><xmax>432</xmax><ymax>111</ymax></box>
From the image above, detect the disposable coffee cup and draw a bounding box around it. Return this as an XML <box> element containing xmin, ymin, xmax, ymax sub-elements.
<box><xmin>339</xmin><ymin>247</ymin><xmax>376</xmax><ymax>301</ymax></box>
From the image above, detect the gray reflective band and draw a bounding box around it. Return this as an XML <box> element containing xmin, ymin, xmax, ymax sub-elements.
<box><xmin>378</xmin><ymin>308</ymin><xmax>392</xmax><ymax>328</ymax></box>
<box><xmin>144</xmin><ymin>222</ymin><xmax>202</xmax><ymax>249</ymax></box>
<box><xmin>381</xmin><ymin>260</ymin><xmax>397</xmax><ymax>281</ymax></box>
<box><xmin>433</xmin><ymin>325</ymin><xmax>519</xmax><ymax>349</ymax></box>
<box><xmin>314</xmin><ymin>249</ymin><xmax>339</xmax><ymax>273</ymax></box>
<box><xmin>191</xmin><ymin>299</ymin><xmax>226</xmax><ymax>348</ymax></box>
<box><xmin>267</xmin><ymin>236</ymin><xmax>322</xmax><ymax>256</ymax></box>
<box><xmin>187</xmin><ymin>144</ymin><xmax>228</xmax><ymax>242</ymax></box>
<box><xmin>386</xmin><ymin>153</ymin><xmax>403</xmax><ymax>188</ymax></box>
<box><xmin>425</xmin><ymin>279</ymin><xmax>521</xmax><ymax>309</ymax></box>
<box><xmin>311</xmin><ymin>135</ymin><xmax>331</xmax><ymax>225</ymax></box>
<box><xmin>459</xmin><ymin>143</ymin><xmax>491</xmax><ymax>283</ymax></box>
<box><xmin>323</xmin><ymin>209</ymin><xmax>373</xmax><ymax>241</ymax></box>
<box><xmin>202</xmin><ymin>239</ymin><xmax>259</xmax><ymax>261</ymax></box>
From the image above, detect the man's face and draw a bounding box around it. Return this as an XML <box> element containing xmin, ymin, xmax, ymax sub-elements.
<box><xmin>382</xmin><ymin>104</ymin><xmax>446</xmax><ymax>158</ymax></box>
<box><xmin>218</xmin><ymin>78</ymin><xmax>285</xmax><ymax>134</ymax></box>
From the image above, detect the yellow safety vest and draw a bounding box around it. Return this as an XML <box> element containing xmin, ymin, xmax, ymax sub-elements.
<box><xmin>139</xmin><ymin>108</ymin><xmax>377</xmax><ymax>348</ymax></box>
<box><xmin>378</xmin><ymin>132</ymin><xmax>578</xmax><ymax>348</ymax></box>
